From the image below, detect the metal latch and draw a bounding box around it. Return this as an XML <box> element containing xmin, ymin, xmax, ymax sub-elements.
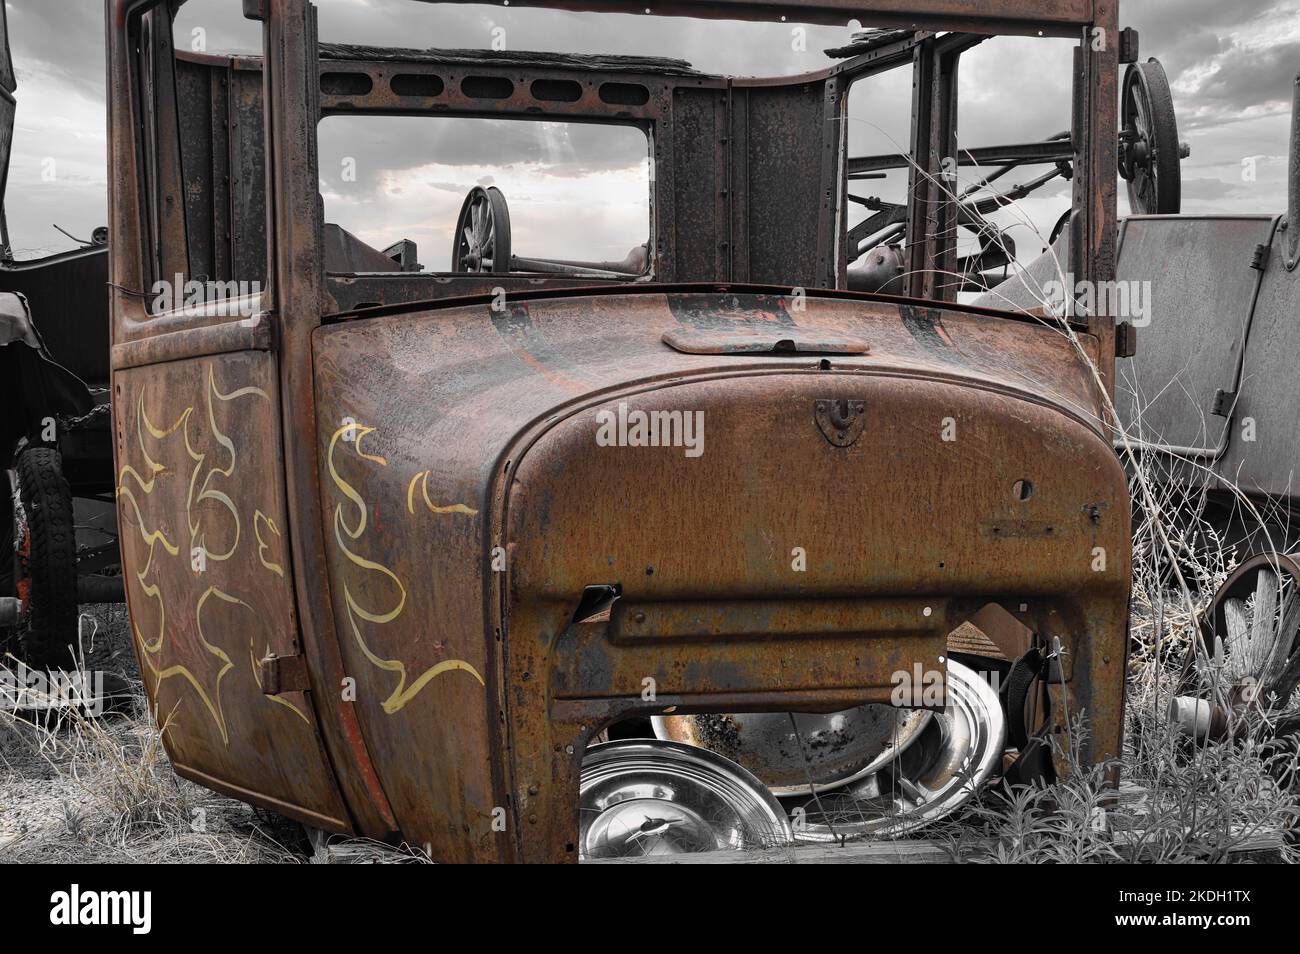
<box><xmin>814</xmin><ymin>399</ymin><xmax>867</xmax><ymax>447</ymax></box>
<box><xmin>258</xmin><ymin>653</ymin><xmax>311</xmax><ymax>695</ymax></box>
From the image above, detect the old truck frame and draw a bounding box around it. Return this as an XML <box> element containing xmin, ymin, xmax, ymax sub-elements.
<box><xmin>107</xmin><ymin>0</ymin><xmax>1131</xmax><ymax>862</ymax></box>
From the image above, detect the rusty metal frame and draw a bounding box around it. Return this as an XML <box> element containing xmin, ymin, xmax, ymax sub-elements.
<box><xmin>108</xmin><ymin>0</ymin><xmax>400</xmax><ymax>836</ymax></box>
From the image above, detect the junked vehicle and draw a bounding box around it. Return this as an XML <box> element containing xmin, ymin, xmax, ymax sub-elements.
<box><xmin>0</xmin><ymin>3</ymin><xmax>119</xmax><ymax>670</ymax></box>
<box><xmin>107</xmin><ymin>0</ymin><xmax>1135</xmax><ymax>862</ymax></box>
<box><xmin>1110</xmin><ymin>71</ymin><xmax>1300</xmax><ymax>742</ymax></box>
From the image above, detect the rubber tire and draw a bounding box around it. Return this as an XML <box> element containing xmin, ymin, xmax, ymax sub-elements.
<box><xmin>15</xmin><ymin>447</ymin><xmax>79</xmax><ymax>668</ymax></box>
<box><xmin>0</xmin><ymin>478</ymin><xmax>15</xmax><ymax>655</ymax></box>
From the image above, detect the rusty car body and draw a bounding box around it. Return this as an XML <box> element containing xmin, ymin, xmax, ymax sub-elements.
<box><xmin>106</xmin><ymin>0</ymin><xmax>1132</xmax><ymax>861</ymax></box>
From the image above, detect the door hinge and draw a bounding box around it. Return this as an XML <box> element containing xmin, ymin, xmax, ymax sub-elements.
<box><xmin>1118</xmin><ymin>28</ymin><xmax>1139</xmax><ymax>65</ymax></box>
<box><xmin>1115</xmin><ymin>322</ymin><xmax>1138</xmax><ymax>358</ymax></box>
<box><xmin>1212</xmin><ymin>388</ymin><xmax>1237</xmax><ymax>418</ymax></box>
<box><xmin>1250</xmin><ymin>243</ymin><xmax>1271</xmax><ymax>271</ymax></box>
<box><xmin>259</xmin><ymin>653</ymin><xmax>310</xmax><ymax>694</ymax></box>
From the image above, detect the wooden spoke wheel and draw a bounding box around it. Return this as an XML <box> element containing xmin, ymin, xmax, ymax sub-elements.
<box><xmin>1199</xmin><ymin>553</ymin><xmax>1300</xmax><ymax>708</ymax></box>
<box><xmin>452</xmin><ymin>186</ymin><xmax>512</xmax><ymax>273</ymax></box>
<box><xmin>1120</xmin><ymin>59</ymin><xmax>1183</xmax><ymax>215</ymax></box>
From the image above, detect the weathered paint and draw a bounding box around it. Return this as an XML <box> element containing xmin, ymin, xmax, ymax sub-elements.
<box><xmin>114</xmin><ymin>351</ymin><xmax>349</xmax><ymax>828</ymax></box>
<box><xmin>311</xmin><ymin>290</ymin><xmax>1131</xmax><ymax>860</ymax></box>
<box><xmin>106</xmin><ymin>0</ymin><xmax>1130</xmax><ymax>862</ymax></box>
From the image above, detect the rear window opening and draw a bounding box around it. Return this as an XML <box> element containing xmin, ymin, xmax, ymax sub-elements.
<box><xmin>317</xmin><ymin>114</ymin><xmax>652</xmax><ymax>275</ymax></box>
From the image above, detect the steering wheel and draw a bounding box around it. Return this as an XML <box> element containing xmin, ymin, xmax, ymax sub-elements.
<box><xmin>452</xmin><ymin>186</ymin><xmax>512</xmax><ymax>273</ymax></box>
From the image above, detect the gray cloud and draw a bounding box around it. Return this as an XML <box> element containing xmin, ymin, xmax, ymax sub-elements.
<box><xmin>3</xmin><ymin>0</ymin><xmax>1296</xmax><ymax>260</ymax></box>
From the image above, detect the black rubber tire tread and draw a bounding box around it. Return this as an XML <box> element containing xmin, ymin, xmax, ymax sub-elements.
<box><xmin>0</xmin><ymin>481</ymin><xmax>15</xmax><ymax>653</ymax></box>
<box><xmin>15</xmin><ymin>447</ymin><xmax>78</xmax><ymax>668</ymax></box>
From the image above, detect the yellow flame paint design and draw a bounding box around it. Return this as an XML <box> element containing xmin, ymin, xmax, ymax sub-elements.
<box><xmin>185</xmin><ymin>367</ymin><xmax>269</xmax><ymax>564</ymax></box>
<box><xmin>328</xmin><ymin>423</ymin><xmax>484</xmax><ymax>713</ymax></box>
<box><xmin>117</xmin><ymin>393</ymin><xmax>191</xmax><ymax>696</ymax></box>
<box><xmin>253</xmin><ymin>510</ymin><xmax>285</xmax><ymax>577</ymax></box>
<box><xmin>116</xmin><ymin>365</ymin><xmax>302</xmax><ymax>744</ymax></box>
<box><xmin>137</xmin><ymin>586</ymin><xmax>246</xmax><ymax>745</ymax></box>
<box><xmin>406</xmin><ymin>470</ymin><xmax>479</xmax><ymax>516</ymax></box>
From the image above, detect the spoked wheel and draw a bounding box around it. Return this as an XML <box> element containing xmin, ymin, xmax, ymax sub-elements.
<box><xmin>1199</xmin><ymin>553</ymin><xmax>1300</xmax><ymax>709</ymax></box>
<box><xmin>452</xmin><ymin>186</ymin><xmax>512</xmax><ymax>273</ymax></box>
<box><xmin>1120</xmin><ymin>58</ymin><xmax>1183</xmax><ymax>214</ymax></box>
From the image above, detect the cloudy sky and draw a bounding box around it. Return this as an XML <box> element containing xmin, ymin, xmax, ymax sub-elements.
<box><xmin>3</xmin><ymin>0</ymin><xmax>1297</xmax><ymax>268</ymax></box>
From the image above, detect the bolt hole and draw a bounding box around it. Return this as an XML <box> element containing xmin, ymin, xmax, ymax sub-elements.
<box><xmin>645</xmin><ymin>566</ymin><xmax>654</xmax><ymax>576</ymax></box>
<box><xmin>819</xmin><ymin>358</ymin><xmax>831</xmax><ymax>371</ymax></box>
<box><xmin>1014</xmin><ymin>479</ymin><xmax>1033</xmax><ymax>501</ymax></box>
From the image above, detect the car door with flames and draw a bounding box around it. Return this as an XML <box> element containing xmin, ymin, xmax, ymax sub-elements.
<box><xmin>109</xmin><ymin>8</ymin><xmax>350</xmax><ymax>830</ymax></box>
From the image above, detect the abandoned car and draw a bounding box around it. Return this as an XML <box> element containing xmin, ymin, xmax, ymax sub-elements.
<box><xmin>107</xmin><ymin>0</ymin><xmax>1144</xmax><ymax>861</ymax></box>
<box><xmin>1</xmin><ymin>2</ymin><xmax>117</xmax><ymax>670</ymax></box>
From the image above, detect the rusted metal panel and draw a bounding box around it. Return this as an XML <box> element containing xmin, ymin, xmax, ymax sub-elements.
<box><xmin>1214</xmin><ymin>222</ymin><xmax>1300</xmax><ymax>497</ymax></box>
<box><xmin>741</xmin><ymin>82</ymin><xmax>836</xmax><ymax>287</ymax></box>
<box><xmin>167</xmin><ymin>52</ymin><xmax>266</xmax><ymax>295</ymax></box>
<box><xmin>671</xmin><ymin>87</ymin><xmax>729</xmax><ymax>281</ymax></box>
<box><xmin>310</xmin><ymin>374</ymin><xmax>500</xmax><ymax>861</ymax></box>
<box><xmin>175</xmin><ymin>57</ymin><xmax>222</xmax><ymax>283</ymax></box>
<box><xmin>312</xmin><ymin>289</ymin><xmax>1129</xmax><ymax>861</ymax></box>
<box><xmin>114</xmin><ymin>350</ymin><xmax>350</xmax><ymax>830</ymax></box>
<box><xmin>145</xmin><ymin>12</ymin><xmax>190</xmax><ymax>288</ymax></box>
<box><xmin>1072</xmin><ymin>1</ymin><xmax>1120</xmax><ymax>389</ymax></box>
<box><xmin>229</xmin><ymin>62</ymin><xmax>268</xmax><ymax>289</ymax></box>
<box><xmin>1114</xmin><ymin>215</ymin><xmax>1278</xmax><ymax>455</ymax></box>
<box><xmin>263</xmin><ymin>0</ymin><xmax>401</xmax><ymax>837</ymax></box>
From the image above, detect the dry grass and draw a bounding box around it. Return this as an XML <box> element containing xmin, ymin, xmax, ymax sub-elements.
<box><xmin>0</xmin><ymin>606</ymin><xmax>308</xmax><ymax>864</ymax></box>
<box><xmin>6</xmin><ymin>555</ymin><xmax>1299</xmax><ymax>864</ymax></box>
<box><xmin>925</xmin><ymin>459</ymin><xmax>1300</xmax><ymax>863</ymax></box>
